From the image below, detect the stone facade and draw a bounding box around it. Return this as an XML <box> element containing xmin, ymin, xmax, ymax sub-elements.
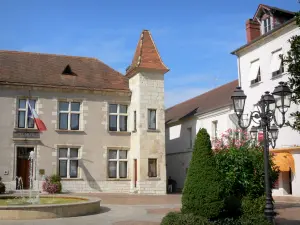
<box><xmin>129</xmin><ymin>72</ymin><xmax>167</xmax><ymax>194</ymax></box>
<box><xmin>0</xmin><ymin>78</ymin><xmax>166</xmax><ymax>194</ymax></box>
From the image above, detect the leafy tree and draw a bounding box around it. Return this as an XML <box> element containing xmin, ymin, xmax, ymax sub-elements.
<box><xmin>181</xmin><ymin>128</ymin><xmax>224</xmax><ymax>219</ymax></box>
<box><xmin>283</xmin><ymin>12</ymin><xmax>300</xmax><ymax>130</ymax></box>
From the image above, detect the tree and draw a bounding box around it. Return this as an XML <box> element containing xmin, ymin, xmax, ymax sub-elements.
<box><xmin>283</xmin><ymin>12</ymin><xmax>300</xmax><ymax>130</ymax></box>
<box><xmin>181</xmin><ymin>128</ymin><xmax>224</xmax><ymax>219</ymax></box>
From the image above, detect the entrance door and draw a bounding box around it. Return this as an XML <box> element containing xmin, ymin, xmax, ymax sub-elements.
<box><xmin>16</xmin><ymin>147</ymin><xmax>34</xmax><ymax>189</ymax></box>
<box><xmin>289</xmin><ymin>169</ymin><xmax>293</xmax><ymax>195</ymax></box>
<box><xmin>134</xmin><ymin>159</ymin><xmax>137</xmax><ymax>188</ymax></box>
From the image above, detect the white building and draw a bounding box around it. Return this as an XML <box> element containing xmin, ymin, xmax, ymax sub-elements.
<box><xmin>165</xmin><ymin>80</ymin><xmax>238</xmax><ymax>190</ymax></box>
<box><xmin>232</xmin><ymin>4</ymin><xmax>300</xmax><ymax>196</ymax></box>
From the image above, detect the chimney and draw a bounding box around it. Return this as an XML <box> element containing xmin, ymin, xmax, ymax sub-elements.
<box><xmin>246</xmin><ymin>19</ymin><xmax>261</xmax><ymax>43</ymax></box>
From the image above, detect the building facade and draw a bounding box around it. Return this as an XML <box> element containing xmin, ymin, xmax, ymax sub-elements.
<box><xmin>0</xmin><ymin>30</ymin><xmax>168</xmax><ymax>194</ymax></box>
<box><xmin>232</xmin><ymin>4</ymin><xmax>300</xmax><ymax>196</ymax></box>
<box><xmin>165</xmin><ymin>80</ymin><xmax>238</xmax><ymax>190</ymax></box>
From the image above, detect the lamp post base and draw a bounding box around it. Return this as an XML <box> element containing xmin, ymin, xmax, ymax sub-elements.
<box><xmin>265</xmin><ymin>196</ymin><xmax>275</xmax><ymax>225</ymax></box>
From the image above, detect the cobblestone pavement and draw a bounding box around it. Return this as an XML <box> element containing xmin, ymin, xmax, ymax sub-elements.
<box><xmin>0</xmin><ymin>194</ymin><xmax>299</xmax><ymax>225</ymax></box>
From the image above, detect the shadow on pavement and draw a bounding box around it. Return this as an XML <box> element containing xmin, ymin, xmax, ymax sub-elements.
<box><xmin>276</xmin><ymin>218</ymin><xmax>300</xmax><ymax>225</ymax></box>
<box><xmin>100</xmin><ymin>206</ymin><xmax>111</xmax><ymax>213</ymax></box>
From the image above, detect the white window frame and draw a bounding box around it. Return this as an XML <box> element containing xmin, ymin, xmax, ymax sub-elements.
<box><xmin>108</xmin><ymin>104</ymin><xmax>128</xmax><ymax>132</ymax></box>
<box><xmin>148</xmin><ymin>158</ymin><xmax>158</xmax><ymax>178</ymax></box>
<box><xmin>17</xmin><ymin>98</ymin><xmax>37</xmax><ymax>129</ymax></box>
<box><xmin>263</xmin><ymin>17</ymin><xmax>272</xmax><ymax>34</ymax></box>
<box><xmin>58</xmin><ymin>147</ymin><xmax>80</xmax><ymax>179</ymax></box>
<box><xmin>212</xmin><ymin>120</ymin><xmax>218</xmax><ymax>139</ymax></box>
<box><xmin>107</xmin><ymin>149</ymin><xmax>128</xmax><ymax>179</ymax></box>
<box><xmin>148</xmin><ymin>109</ymin><xmax>157</xmax><ymax>130</ymax></box>
<box><xmin>58</xmin><ymin>101</ymin><xmax>81</xmax><ymax>130</ymax></box>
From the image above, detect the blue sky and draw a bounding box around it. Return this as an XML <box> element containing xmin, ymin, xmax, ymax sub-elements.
<box><xmin>0</xmin><ymin>0</ymin><xmax>298</xmax><ymax>108</ymax></box>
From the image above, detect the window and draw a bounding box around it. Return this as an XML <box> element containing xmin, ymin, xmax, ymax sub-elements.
<box><xmin>17</xmin><ymin>99</ymin><xmax>36</xmax><ymax>129</ymax></box>
<box><xmin>58</xmin><ymin>148</ymin><xmax>79</xmax><ymax>178</ymax></box>
<box><xmin>212</xmin><ymin>121</ymin><xmax>218</xmax><ymax>139</ymax></box>
<box><xmin>263</xmin><ymin>17</ymin><xmax>272</xmax><ymax>34</ymax></box>
<box><xmin>248</xmin><ymin>60</ymin><xmax>261</xmax><ymax>85</ymax></box>
<box><xmin>108</xmin><ymin>150</ymin><xmax>128</xmax><ymax>178</ymax></box>
<box><xmin>133</xmin><ymin>111</ymin><xmax>137</xmax><ymax>131</ymax></box>
<box><xmin>187</xmin><ymin>127</ymin><xmax>192</xmax><ymax>148</ymax></box>
<box><xmin>271</xmin><ymin>50</ymin><xmax>284</xmax><ymax>77</ymax></box>
<box><xmin>148</xmin><ymin>159</ymin><xmax>157</xmax><ymax>177</ymax></box>
<box><xmin>109</xmin><ymin>104</ymin><xmax>128</xmax><ymax>131</ymax></box>
<box><xmin>148</xmin><ymin>109</ymin><xmax>157</xmax><ymax>130</ymax></box>
<box><xmin>251</xmin><ymin>68</ymin><xmax>261</xmax><ymax>85</ymax></box>
<box><xmin>58</xmin><ymin>101</ymin><xmax>81</xmax><ymax>130</ymax></box>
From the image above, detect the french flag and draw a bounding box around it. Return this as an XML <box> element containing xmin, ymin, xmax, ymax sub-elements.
<box><xmin>28</xmin><ymin>102</ymin><xmax>47</xmax><ymax>132</ymax></box>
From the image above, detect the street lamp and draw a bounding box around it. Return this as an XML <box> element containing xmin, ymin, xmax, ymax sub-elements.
<box><xmin>231</xmin><ymin>82</ymin><xmax>292</xmax><ymax>224</ymax></box>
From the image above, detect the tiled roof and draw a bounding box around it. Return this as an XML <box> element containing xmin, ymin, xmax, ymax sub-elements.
<box><xmin>126</xmin><ymin>30</ymin><xmax>169</xmax><ymax>78</ymax></box>
<box><xmin>254</xmin><ymin>4</ymin><xmax>295</xmax><ymax>19</ymax></box>
<box><xmin>0</xmin><ymin>50</ymin><xmax>129</xmax><ymax>92</ymax></box>
<box><xmin>165</xmin><ymin>80</ymin><xmax>238</xmax><ymax>125</ymax></box>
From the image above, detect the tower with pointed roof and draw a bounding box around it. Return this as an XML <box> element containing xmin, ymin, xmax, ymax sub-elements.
<box><xmin>127</xmin><ymin>30</ymin><xmax>169</xmax><ymax>194</ymax></box>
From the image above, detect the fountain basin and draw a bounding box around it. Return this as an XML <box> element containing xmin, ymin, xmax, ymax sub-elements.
<box><xmin>0</xmin><ymin>195</ymin><xmax>101</xmax><ymax>220</ymax></box>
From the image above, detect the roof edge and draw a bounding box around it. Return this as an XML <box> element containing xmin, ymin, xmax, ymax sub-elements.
<box><xmin>231</xmin><ymin>17</ymin><xmax>296</xmax><ymax>55</ymax></box>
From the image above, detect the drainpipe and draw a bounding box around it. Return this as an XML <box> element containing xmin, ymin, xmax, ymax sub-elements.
<box><xmin>237</xmin><ymin>55</ymin><xmax>242</xmax><ymax>87</ymax></box>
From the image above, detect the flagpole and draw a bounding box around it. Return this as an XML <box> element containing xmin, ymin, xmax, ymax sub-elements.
<box><xmin>28</xmin><ymin>89</ymin><xmax>39</xmax><ymax>201</ymax></box>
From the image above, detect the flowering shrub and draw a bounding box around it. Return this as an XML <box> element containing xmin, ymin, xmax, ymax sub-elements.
<box><xmin>214</xmin><ymin>128</ymin><xmax>279</xmax><ymax>199</ymax></box>
<box><xmin>42</xmin><ymin>174</ymin><xmax>62</xmax><ymax>194</ymax></box>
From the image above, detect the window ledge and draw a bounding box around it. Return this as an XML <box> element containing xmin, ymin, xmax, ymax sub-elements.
<box><xmin>55</xmin><ymin>129</ymin><xmax>85</xmax><ymax>133</ymax></box>
<box><xmin>147</xmin><ymin>129</ymin><xmax>160</xmax><ymax>133</ymax></box>
<box><xmin>271</xmin><ymin>72</ymin><xmax>287</xmax><ymax>80</ymax></box>
<box><xmin>250</xmin><ymin>81</ymin><xmax>262</xmax><ymax>87</ymax></box>
<box><xmin>14</xmin><ymin>128</ymin><xmax>39</xmax><ymax>133</ymax></box>
<box><xmin>147</xmin><ymin>177</ymin><xmax>161</xmax><ymax>181</ymax></box>
<box><xmin>106</xmin><ymin>178</ymin><xmax>131</xmax><ymax>181</ymax></box>
<box><xmin>108</xmin><ymin>131</ymin><xmax>131</xmax><ymax>135</ymax></box>
<box><xmin>61</xmin><ymin>178</ymin><xmax>84</xmax><ymax>181</ymax></box>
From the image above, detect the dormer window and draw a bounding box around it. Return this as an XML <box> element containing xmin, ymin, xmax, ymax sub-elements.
<box><xmin>262</xmin><ymin>17</ymin><xmax>272</xmax><ymax>34</ymax></box>
<box><xmin>62</xmin><ymin>65</ymin><xmax>76</xmax><ymax>76</ymax></box>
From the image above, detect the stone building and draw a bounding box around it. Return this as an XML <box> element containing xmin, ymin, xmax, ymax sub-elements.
<box><xmin>0</xmin><ymin>30</ymin><xmax>168</xmax><ymax>194</ymax></box>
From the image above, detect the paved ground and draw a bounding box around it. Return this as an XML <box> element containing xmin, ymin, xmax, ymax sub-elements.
<box><xmin>1</xmin><ymin>193</ymin><xmax>299</xmax><ymax>225</ymax></box>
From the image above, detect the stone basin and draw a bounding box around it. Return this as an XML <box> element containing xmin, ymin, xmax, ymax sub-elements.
<box><xmin>0</xmin><ymin>195</ymin><xmax>101</xmax><ymax>220</ymax></box>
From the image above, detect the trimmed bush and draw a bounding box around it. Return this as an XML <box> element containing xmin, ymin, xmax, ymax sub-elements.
<box><xmin>239</xmin><ymin>214</ymin><xmax>270</xmax><ymax>225</ymax></box>
<box><xmin>0</xmin><ymin>177</ymin><xmax>5</xmax><ymax>194</ymax></box>
<box><xmin>181</xmin><ymin>128</ymin><xmax>224</xmax><ymax>219</ymax></box>
<box><xmin>241</xmin><ymin>196</ymin><xmax>265</xmax><ymax>216</ymax></box>
<box><xmin>161</xmin><ymin>212</ymin><xmax>211</xmax><ymax>225</ymax></box>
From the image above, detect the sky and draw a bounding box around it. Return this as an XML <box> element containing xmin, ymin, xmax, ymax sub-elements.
<box><xmin>0</xmin><ymin>0</ymin><xmax>299</xmax><ymax>108</ymax></box>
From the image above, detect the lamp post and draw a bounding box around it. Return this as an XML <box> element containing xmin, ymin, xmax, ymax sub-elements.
<box><xmin>231</xmin><ymin>82</ymin><xmax>292</xmax><ymax>224</ymax></box>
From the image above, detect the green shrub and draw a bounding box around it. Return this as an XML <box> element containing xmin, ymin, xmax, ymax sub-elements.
<box><xmin>0</xmin><ymin>177</ymin><xmax>5</xmax><ymax>194</ymax></box>
<box><xmin>50</xmin><ymin>174</ymin><xmax>61</xmax><ymax>183</ymax></box>
<box><xmin>181</xmin><ymin>128</ymin><xmax>224</xmax><ymax>219</ymax></box>
<box><xmin>241</xmin><ymin>196</ymin><xmax>265</xmax><ymax>216</ymax></box>
<box><xmin>214</xmin><ymin>129</ymin><xmax>279</xmax><ymax>199</ymax></box>
<box><xmin>239</xmin><ymin>214</ymin><xmax>270</xmax><ymax>225</ymax></box>
<box><xmin>161</xmin><ymin>212</ymin><xmax>211</xmax><ymax>225</ymax></box>
<box><xmin>211</xmin><ymin>217</ymin><xmax>240</xmax><ymax>225</ymax></box>
<box><xmin>42</xmin><ymin>174</ymin><xmax>62</xmax><ymax>194</ymax></box>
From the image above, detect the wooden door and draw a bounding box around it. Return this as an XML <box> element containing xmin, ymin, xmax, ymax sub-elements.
<box><xmin>134</xmin><ymin>159</ymin><xmax>137</xmax><ymax>188</ymax></box>
<box><xmin>17</xmin><ymin>159</ymin><xmax>30</xmax><ymax>189</ymax></box>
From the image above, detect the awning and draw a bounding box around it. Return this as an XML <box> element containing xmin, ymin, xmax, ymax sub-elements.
<box><xmin>272</xmin><ymin>153</ymin><xmax>295</xmax><ymax>173</ymax></box>
<box><xmin>248</xmin><ymin>60</ymin><xmax>260</xmax><ymax>81</ymax></box>
<box><xmin>271</xmin><ymin>50</ymin><xmax>282</xmax><ymax>72</ymax></box>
